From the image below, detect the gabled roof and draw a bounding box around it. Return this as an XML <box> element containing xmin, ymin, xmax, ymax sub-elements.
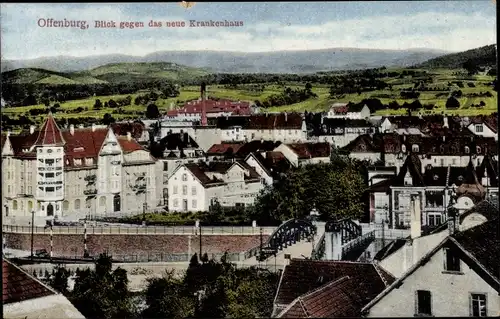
<box><xmin>206</xmin><ymin>143</ymin><xmax>244</xmax><ymax>155</ymax></box>
<box><xmin>285</xmin><ymin>142</ymin><xmax>331</xmax><ymax>159</ymax></box>
<box><xmin>362</xmin><ymin>219</ymin><xmax>500</xmax><ymax>314</ymax></box>
<box><xmin>392</xmin><ymin>154</ymin><xmax>425</xmax><ymax>187</ymax></box>
<box><xmin>274</xmin><ymin>259</ymin><xmax>394</xmax><ymax>307</ymax></box>
<box><xmin>278</xmin><ymin>276</ymin><xmax>365</xmax><ymax>318</ymax></box>
<box><xmin>32</xmin><ymin>113</ymin><xmax>65</xmax><ymax>147</ymax></box>
<box><xmin>341</xmin><ymin>134</ymin><xmax>381</xmax><ymax>153</ymax></box>
<box><xmin>476</xmin><ymin>152</ymin><xmax>499</xmax><ymax>187</ymax></box>
<box><xmin>3</xmin><ymin>258</ymin><xmax>55</xmax><ymax>304</ymax></box>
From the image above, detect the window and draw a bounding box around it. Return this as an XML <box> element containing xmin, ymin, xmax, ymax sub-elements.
<box><xmin>191</xmin><ymin>186</ymin><xmax>197</xmax><ymax>195</ymax></box>
<box><xmin>401</xmin><ymin>145</ymin><xmax>407</xmax><ymax>153</ymax></box>
<box><xmin>46</xmin><ymin>173</ymin><xmax>55</xmax><ymax>178</ymax></box>
<box><xmin>182</xmin><ymin>173</ymin><xmax>188</xmax><ymax>181</ymax></box>
<box><xmin>428</xmin><ymin>214</ymin><xmax>442</xmax><ymax>226</ymax></box>
<box><xmin>415</xmin><ymin>290</ymin><xmax>432</xmax><ymax>316</ymax></box>
<box><xmin>465</xmin><ymin>146</ymin><xmax>470</xmax><ymax>154</ymax></box>
<box><xmin>475</xmin><ymin>124</ymin><xmax>483</xmax><ymax>133</ymax></box>
<box><xmin>173</xmin><ymin>199</ymin><xmax>179</xmax><ymax>207</ymax></box>
<box><xmin>163</xmin><ymin>162</ymin><xmax>168</xmax><ymax>171</ymax></box>
<box><xmin>74</xmin><ymin>199</ymin><xmax>81</xmax><ymax>210</ymax></box>
<box><xmin>182</xmin><ymin>185</ymin><xmax>188</xmax><ymax>195</ymax></box>
<box><xmin>412</xmin><ymin>144</ymin><xmax>419</xmax><ymax>153</ymax></box>
<box><xmin>7</xmin><ymin>185</ymin><xmax>11</xmax><ymax>193</ymax></box>
<box><xmin>46</xmin><ymin>187</ymin><xmax>55</xmax><ymax>192</ymax></box>
<box><xmin>13</xmin><ymin>200</ymin><xmax>18</xmax><ymax>210</ymax></box>
<box><xmin>476</xmin><ymin>146</ymin><xmax>482</xmax><ymax>154</ymax></box>
<box><xmin>192</xmin><ymin>200</ymin><xmax>197</xmax><ymax>209</ymax></box>
<box><xmin>173</xmin><ymin>186</ymin><xmax>178</xmax><ymax>194</ymax></box>
<box><xmin>470</xmin><ymin>294</ymin><xmax>487</xmax><ymax>317</ymax></box>
<box><xmin>444</xmin><ymin>247</ymin><xmax>461</xmax><ymax>272</ymax></box>
<box><xmin>452</xmin><ymin>158</ymin><xmax>457</xmax><ymax>165</ymax></box>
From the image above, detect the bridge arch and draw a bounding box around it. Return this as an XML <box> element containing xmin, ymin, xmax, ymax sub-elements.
<box><xmin>325</xmin><ymin>218</ymin><xmax>362</xmax><ymax>244</ymax></box>
<box><xmin>259</xmin><ymin>219</ymin><xmax>317</xmax><ymax>260</ymax></box>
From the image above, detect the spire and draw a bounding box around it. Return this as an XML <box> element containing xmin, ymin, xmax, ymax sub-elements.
<box><xmin>32</xmin><ymin>112</ymin><xmax>65</xmax><ymax>147</ymax></box>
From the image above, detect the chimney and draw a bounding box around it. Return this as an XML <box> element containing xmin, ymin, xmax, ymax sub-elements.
<box><xmin>92</xmin><ymin>124</ymin><xmax>96</xmax><ymax>132</ymax></box>
<box><xmin>410</xmin><ymin>195</ymin><xmax>422</xmax><ymax>239</ymax></box>
<box><xmin>201</xmin><ymin>82</ymin><xmax>207</xmax><ymax>126</ymax></box>
<box><xmin>127</xmin><ymin>132</ymin><xmax>132</xmax><ymax>141</ymax></box>
<box><xmin>70</xmin><ymin>125</ymin><xmax>75</xmax><ymax>135</ymax></box>
<box><xmin>30</xmin><ymin>125</ymin><xmax>35</xmax><ymax>134</ymax></box>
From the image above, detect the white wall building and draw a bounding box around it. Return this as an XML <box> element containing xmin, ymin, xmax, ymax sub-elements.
<box><xmin>273</xmin><ymin>142</ymin><xmax>331</xmax><ymax>168</ymax></box>
<box><xmin>1</xmin><ymin>114</ymin><xmax>157</xmax><ymax>225</ymax></box>
<box><xmin>167</xmin><ymin>161</ymin><xmax>264</xmax><ymax>212</ymax></box>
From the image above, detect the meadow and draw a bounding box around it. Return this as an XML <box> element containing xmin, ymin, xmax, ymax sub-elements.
<box><xmin>2</xmin><ymin>68</ymin><xmax>497</xmax><ymax>125</ymax></box>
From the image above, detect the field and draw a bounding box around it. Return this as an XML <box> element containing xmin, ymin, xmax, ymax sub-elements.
<box><xmin>2</xmin><ymin>68</ymin><xmax>497</xmax><ymax>125</ymax></box>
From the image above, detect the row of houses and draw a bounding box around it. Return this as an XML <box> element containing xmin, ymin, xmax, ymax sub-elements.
<box><xmin>272</xmin><ymin>193</ymin><xmax>499</xmax><ymax>317</ymax></box>
<box><xmin>1</xmin><ymin>113</ymin><xmax>332</xmax><ymax>223</ymax></box>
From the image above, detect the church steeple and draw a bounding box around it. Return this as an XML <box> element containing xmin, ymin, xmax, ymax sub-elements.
<box><xmin>32</xmin><ymin>112</ymin><xmax>65</xmax><ymax>147</ymax></box>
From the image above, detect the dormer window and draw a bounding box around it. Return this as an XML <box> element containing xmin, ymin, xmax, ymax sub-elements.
<box><xmin>401</xmin><ymin>145</ymin><xmax>407</xmax><ymax>153</ymax></box>
<box><xmin>464</xmin><ymin>146</ymin><xmax>470</xmax><ymax>154</ymax></box>
<box><xmin>412</xmin><ymin>144</ymin><xmax>419</xmax><ymax>153</ymax></box>
<box><xmin>74</xmin><ymin>159</ymin><xmax>82</xmax><ymax>166</ymax></box>
<box><xmin>475</xmin><ymin>124</ymin><xmax>483</xmax><ymax>133</ymax></box>
<box><xmin>439</xmin><ymin>145</ymin><xmax>445</xmax><ymax>153</ymax></box>
<box><xmin>404</xmin><ymin>172</ymin><xmax>412</xmax><ymax>186</ymax></box>
<box><xmin>458</xmin><ymin>175</ymin><xmax>464</xmax><ymax>182</ymax></box>
<box><xmin>476</xmin><ymin>146</ymin><xmax>482</xmax><ymax>154</ymax></box>
<box><xmin>74</xmin><ymin>147</ymin><xmax>84</xmax><ymax>152</ymax></box>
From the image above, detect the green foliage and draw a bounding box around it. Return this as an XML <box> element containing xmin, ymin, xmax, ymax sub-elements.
<box><xmin>417</xmin><ymin>44</ymin><xmax>496</xmax><ymax>69</ymax></box>
<box><xmin>71</xmin><ymin>253</ymin><xmax>136</xmax><ymax>319</ymax></box>
<box><xmin>142</xmin><ymin>257</ymin><xmax>279</xmax><ymax>318</ymax></box>
<box><xmin>251</xmin><ymin>159</ymin><xmax>366</xmax><ymax>223</ymax></box>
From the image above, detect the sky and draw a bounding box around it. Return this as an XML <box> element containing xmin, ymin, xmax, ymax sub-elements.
<box><xmin>0</xmin><ymin>1</ymin><xmax>496</xmax><ymax>60</ymax></box>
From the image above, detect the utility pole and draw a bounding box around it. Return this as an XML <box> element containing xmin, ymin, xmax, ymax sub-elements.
<box><xmin>30</xmin><ymin>210</ymin><xmax>35</xmax><ymax>260</ymax></box>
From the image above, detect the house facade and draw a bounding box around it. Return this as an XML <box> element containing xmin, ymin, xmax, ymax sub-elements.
<box><xmin>1</xmin><ymin>114</ymin><xmax>157</xmax><ymax>225</ymax></box>
<box><xmin>363</xmin><ymin>219</ymin><xmax>500</xmax><ymax>317</ymax></box>
<box><xmin>325</xmin><ymin>103</ymin><xmax>371</xmax><ymax>119</ymax></box>
<box><xmin>311</xmin><ymin>118</ymin><xmax>375</xmax><ymax>148</ymax></box>
<box><xmin>167</xmin><ymin>161</ymin><xmax>264</xmax><ymax>212</ymax></box>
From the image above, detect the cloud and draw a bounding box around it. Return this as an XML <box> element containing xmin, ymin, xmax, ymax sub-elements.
<box><xmin>0</xmin><ymin>4</ymin><xmax>496</xmax><ymax>59</ymax></box>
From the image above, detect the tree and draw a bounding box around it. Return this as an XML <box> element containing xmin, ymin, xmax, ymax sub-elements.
<box><xmin>71</xmin><ymin>253</ymin><xmax>136</xmax><ymax>319</ymax></box>
<box><xmin>146</xmin><ymin>103</ymin><xmax>160</xmax><ymax>119</ymax></box>
<box><xmin>53</xmin><ymin>103</ymin><xmax>61</xmax><ymax>109</ymax></box>
<box><xmin>108</xmin><ymin>99</ymin><xmax>118</xmax><ymax>108</ymax></box>
<box><xmin>445</xmin><ymin>96</ymin><xmax>460</xmax><ymax>109</ymax></box>
<box><xmin>102</xmin><ymin>113</ymin><xmax>115</xmax><ymax>125</ymax></box>
<box><xmin>46</xmin><ymin>264</ymin><xmax>70</xmax><ymax>295</ymax></box>
<box><xmin>462</xmin><ymin>59</ymin><xmax>479</xmax><ymax>75</ymax></box>
<box><xmin>94</xmin><ymin>99</ymin><xmax>103</xmax><ymax>110</ymax></box>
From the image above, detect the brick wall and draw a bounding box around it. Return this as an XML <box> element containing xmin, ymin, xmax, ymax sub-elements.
<box><xmin>4</xmin><ymin>233</ymin><xmax>269</xmax><ymax>257</ymax></box>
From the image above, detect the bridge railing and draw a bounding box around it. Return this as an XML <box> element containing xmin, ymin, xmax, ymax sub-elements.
<box><xmin>341</xmin><ymin>230</ymin><xmax>375</xmax><ymax>258</ymax></box>
<box><xmin>311</xmin><ymin>233</ymin><xmax>325</xmax><ymax>260</ymax></box>
<box><xmin>2</xmin><ymin>224</ymin><xmax>276</xmax><ymax>235</ymax></box>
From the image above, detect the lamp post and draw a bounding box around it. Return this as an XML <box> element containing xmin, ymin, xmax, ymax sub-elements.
<box><xmin>30</xmin><ymin>210</ymin><xmax>35</xmax><ymax>260</ymax></box>
<box><xmin>382</xmin><ymin>204</ymin><xmax>389</xmax><ymax>248</ymax></box>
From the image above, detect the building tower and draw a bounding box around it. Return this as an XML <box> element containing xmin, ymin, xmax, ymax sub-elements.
<box><xmin>30</xmin><ymin>113</ymin><xmax>66</xmax><ymax>219</ymax></box>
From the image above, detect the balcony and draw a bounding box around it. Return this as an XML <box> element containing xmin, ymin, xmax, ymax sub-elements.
<box><xmin>83</xmin><ymin>189</ymin><xmax>97</xmax><ymax>196</ymax></box>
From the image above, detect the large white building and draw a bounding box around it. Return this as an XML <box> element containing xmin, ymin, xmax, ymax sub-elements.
<box><xmin>1</xmin><ymin>114</ymin><xmax>157</xmax><ymax>225</ymax></box>
<box><xmin>167</xmin><ymin>160</ymin><xmax>264</xmax><ymax>212</ymax></box>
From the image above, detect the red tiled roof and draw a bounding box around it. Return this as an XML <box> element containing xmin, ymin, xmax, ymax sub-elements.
<box><xmin>32</xmin><ymin>113</ymin><xmax>65</xmax><ymax>146</ymax></box>
<box><xmin>247</xmin><ymin>113</ymin><xmax>303</xmax><ymax>130</ymax></box>
<box><xmin>275</xmin><ymin>259</ymin><xmax>394</xmax><ymax>307</ymax></box>
<box><xmin>7</xmin><ymin>125</ymin><xmax>146</xmax><ymax>168</ymax></box>
<box><xmin>117</xmin><ymin>136</ymin><xmax>145</xmax><ymax>154</ymax></box>
<box><xmin>3</xmin><ymin>258</ymin><xmax>55</xmax><ymax>304</ymax></box>
<box><xmin>110</xmin><ymin>122</ymin><xmax>144</xmax><ymax>139</ymax></box>
<box><xmin>206</xmin><ymin>143</ymin><xmax>244</xmax><ymax>155</ymax></box>
<box><xmin>166</xmin><ymin>98</ymin><xmax>252</xmax><ymax>116</ymax></box>
<box><xmin>286</xmin><ymin>142</ymin><xmax>331</xmax><ymax>159</ymax></box>
<box><xmin>279</xmin><ymin>276</ymin><xmax>364</xmax><ymax>318</ymax></box>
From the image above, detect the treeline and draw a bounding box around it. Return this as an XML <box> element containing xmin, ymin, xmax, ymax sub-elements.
<box><xmin>255</xmin><ymin>84</ymin><xmax>317</xmax><ymax>108</ymax></box>
<box><xmin>2</xmin><ymin>79</ymin><xmax>179</xmax><ymax>107</ymax></box>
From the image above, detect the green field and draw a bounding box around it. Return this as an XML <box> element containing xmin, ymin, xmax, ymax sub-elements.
<box><xmin>2</xmin><ymin>68</ymin><xmax>497</xmax><ymax>124</ymax></box>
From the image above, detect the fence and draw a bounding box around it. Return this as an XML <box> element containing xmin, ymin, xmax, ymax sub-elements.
<box><xmin>2</xmin><ymin>224</ymin><xmax>276</xmax><ymax>235</ymax></box>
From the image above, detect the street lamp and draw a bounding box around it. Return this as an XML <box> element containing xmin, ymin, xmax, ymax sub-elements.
<box><xmin>30</xmin><ymin>210</ymin><xmax>35</xmax><ymax>260</ymax></box>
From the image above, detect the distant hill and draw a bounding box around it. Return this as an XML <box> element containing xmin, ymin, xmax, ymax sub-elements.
<box><xmin>1</xmin><ymin>48</ymin><xmax>449</xmax><ymax>74</ymax></box>
<box><xmin>0</xmin><ymin>62</ymin><xmax>211</xmax><ymax>85</ymax></box>
<box><xmin>416</xmin><ymin>44</ymin><xmax>497</xmax><ymax>69</ymax></box>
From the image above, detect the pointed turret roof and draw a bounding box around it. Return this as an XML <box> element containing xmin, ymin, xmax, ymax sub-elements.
<box><xmin>32</xmin><ymin>113</ymin><xmax>65</xmax><ymax>147</ymax></box>
<box><xmin>392</xmin><ymin>153</ymin><xmax>425</xmax><ymax>187</ymax></box>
